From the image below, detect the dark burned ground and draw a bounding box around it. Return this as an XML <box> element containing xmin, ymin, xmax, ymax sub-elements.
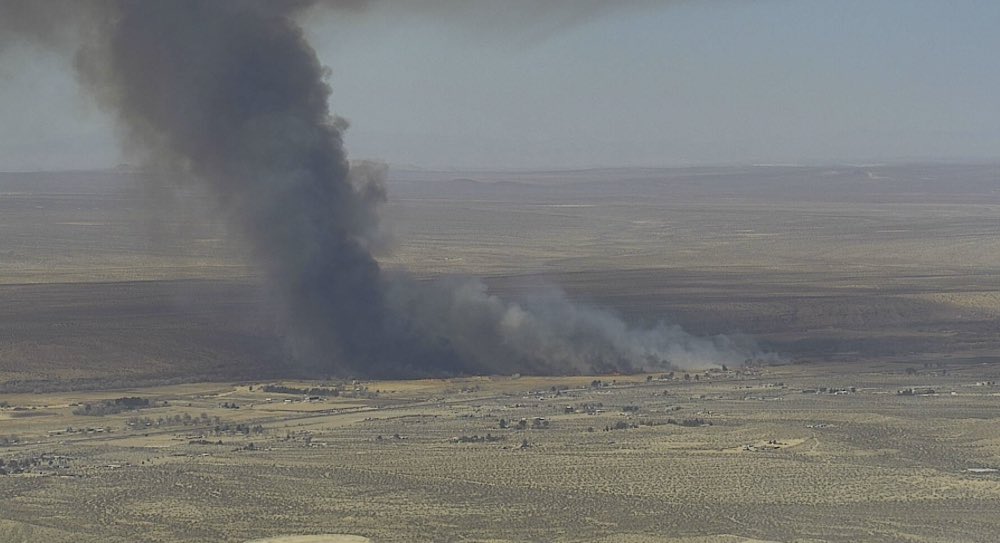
<box><xmin>0</xmin><ymin>280</ymin><xmax>283</xmax><ymax>389</ymax></box>
<box><xmin>1</xmin><ymin>264</ymin><xmax>996</xmax><ymax>390</ymax></box>
<box><xmin>1</xmin><ymin>164</ymin><xmax>997</xmax><ymax>389</ymax></box>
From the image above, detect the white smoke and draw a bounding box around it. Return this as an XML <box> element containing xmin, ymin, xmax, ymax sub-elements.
<box><xmin>386</xmin><ymin>275</ymin><xmax>767</xmax><ymax>374</ymax></box>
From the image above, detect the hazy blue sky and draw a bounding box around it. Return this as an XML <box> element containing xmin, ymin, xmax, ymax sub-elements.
<box><xmin>1</xmin><ymin>0</ymin><xmax>998</xmax><ymax>170</ymax></box>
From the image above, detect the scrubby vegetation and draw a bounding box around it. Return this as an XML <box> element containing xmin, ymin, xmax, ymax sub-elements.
<box><xmin>72</xmin><ymin>397</ymin><xmax>150</xmax><ymax>416</ymax></box>
<box><xmin>667</xmin><ymin>418</ymin><xmax>711</xmax><ymax>427</ymax></box>
<box><xmin>260</xmin><ymin>383</ymin><xmax>379</xmax><ymax>399</ymax></box>
<box><xmin>452</xmin><ymin>434</ymin><xmax>505</xmax><ymax>443</ymax></box>
<box><xmin>126</xmin><ymin>412</ymin><xmax>214</xmax><ymax>429</ymax></box>
<box><xmin>261</xmin><ymin>384</ymin><xmax>342</xmax><ymax>396</ymax></box>
<box><xmin>0</xmin><ymin>454</ymin><xmax>70</xmax><ymax>475</ymax></box>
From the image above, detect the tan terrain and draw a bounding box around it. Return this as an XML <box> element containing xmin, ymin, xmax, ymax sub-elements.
<box><xmin>1</xmin><ymin>163</ymin><xmax>998</xmax><ymax>542</ymax></box>
<box><xmin>2</xmin><ymin>364</ymin><xmax>1000</xmax><ymax>542</ymax></box>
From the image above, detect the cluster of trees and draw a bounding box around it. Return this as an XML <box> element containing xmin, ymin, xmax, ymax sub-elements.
<box><xmin>212</xmin><ymin>422</ymin><xmax>264</xmax><ymax>436</ymax></box>
<box><xmin>127</xmin><ymin>412</ymin><xmax>215</xmax><ymax>429</ymax></box>
<box><xmin>498</xmin><ymin>418</ymin><xmax>550</xmax><ymax>430</ymax></box>
<box><xmin>72</xmin><ymin>397</ymin><xmax>150</xmax><ymax>416</ymax></box>
<box><xmin>600</xmin><ymin>417</ymin><xmax>710</xmax><ymax>430</ymax></box>
<box><xmin>667</xmin><ymin>418</ymin><xmax>711</xmax><ymax>427</ymax></box>
<box><xmin>0</xmin><ymin>456</ymin><xmax>49</xmax><ymax>475</ymax></box>
<box><xmin>262</xmin><ymin>384</ymin><xmax>341</xmax><ymax>396</ymax></box>
<box><xmin>605</xmin><ymin>420</ymin><xmax>639</xmax><ymax>431</ymax></box>
<box><xmin>260</xmin><ymin>383</ymin><xmax>379</xmax><ymax>399</ymax></box>
<box><xmin>188</xmin><ymin>439</ymin><xmax>224</xmax><ymax>445</ymax></box>
<box><xmin>452</xmin><ymin>433</ymin><xmax>505</xmax><ymax>443</ymax></box>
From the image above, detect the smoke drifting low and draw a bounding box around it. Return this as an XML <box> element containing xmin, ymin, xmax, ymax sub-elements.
<box><xmin>384</xmin><ymin>275</ymin><xmax>762</xmax><ymax>376</ymax></box>
<box><xmin>0</xmin><ymin>0</ymin><xmax>767</xmax><ymax>377</ymax></box>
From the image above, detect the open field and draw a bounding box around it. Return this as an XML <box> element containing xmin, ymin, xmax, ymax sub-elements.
<box><xmin>0</xmin><ymin>164</ymin><xmax>997</xmax><ymax>385</ymax></box>
<box><xmin>2</xmin><ymin>363</ymin><xmax>1000</xmax><ymax>542</ymax></box>
<box><xmin>0</xmin><ymin>164</ymin><xmax>998</xmax><ymax>541</ymax></box>
<box><xmin>1</xmin><ymin>265</ymin><xmax>997</xmax><ymax>389</ymax></box>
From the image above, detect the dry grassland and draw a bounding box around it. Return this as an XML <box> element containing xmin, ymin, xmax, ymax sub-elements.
<box><xmin>1</xmin><ymin>164</ymin><xmax>998</xmax><ymax>541</ymax></box>
<box><xmin>2</xmin><ymin>365</ymin><xmax>1000</xmax><ymax>542</ymax></box>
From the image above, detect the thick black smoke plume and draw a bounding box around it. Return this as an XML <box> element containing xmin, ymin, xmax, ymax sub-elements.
<box><xmin>0</xmin><ymin>0</ymin><xmax>767</xmax><ymax>377</ymax></box>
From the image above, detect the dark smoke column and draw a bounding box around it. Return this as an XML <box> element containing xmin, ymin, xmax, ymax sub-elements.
<box><xmin>2</xmin><ymin>1</ymin><xmax>767</xmax><ymax>377</ymax></box>
<box><xmin>80</xmin><ymin>1</ymin><xmax>392</xmax><ymax>374</ymax></box>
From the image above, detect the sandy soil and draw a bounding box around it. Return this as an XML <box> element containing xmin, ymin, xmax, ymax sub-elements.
<box><xmin>246</xmin><ymin>536</ymin><xmax>372</xmax><ymax>543</ymax></box>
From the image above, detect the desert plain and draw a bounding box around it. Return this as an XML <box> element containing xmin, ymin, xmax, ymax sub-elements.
<box><xmin>1</xmin><ymin>163</ymin><xmax>999</xmax><ymax>542</ymax></box>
